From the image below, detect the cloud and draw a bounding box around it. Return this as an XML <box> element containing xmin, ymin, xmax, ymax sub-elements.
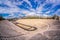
<box><xmin>0</xmin><ymin>0</ymin><xmax>60</xmax><ymax>19</ymax></box>
<box><xmin>55</xmin><ymin>9</ymin><xmax>60</xmax><ymax>16</ymax></box>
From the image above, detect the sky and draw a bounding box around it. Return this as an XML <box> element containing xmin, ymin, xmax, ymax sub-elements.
<box><xmin>0</xmin><ymin>0</ymin><xmax>60</xmax><ymax>19</ymax></box>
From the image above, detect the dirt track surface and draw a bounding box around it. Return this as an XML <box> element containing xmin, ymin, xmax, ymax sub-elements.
<box><xmin>16</xmin><ymin>19</ymin><xmax>60</xmax><ymax>40</ymax></box>
<box><xmin>0</xmin><ymin>19</ymin><xmax>60</xmax><ymax>40</ymax></box>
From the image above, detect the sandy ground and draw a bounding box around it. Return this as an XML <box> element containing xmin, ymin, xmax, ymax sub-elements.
<box><xmin>15</xmin><ymin>19</ymin><xmax>60</xmax><ymax>40</ymax></box>
<box><xmin>0</xmin><ymin>19</ymin><xmax>60</xmax><ymax>40</ymax></box>
<box><xmin>15</xmin><ymin>19</ymin><xmax>50</xmax><ymax>36</ymax></box>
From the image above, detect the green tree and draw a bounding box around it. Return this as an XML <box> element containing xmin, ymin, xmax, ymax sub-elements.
<box><xmin>52</xmin><ymin>14</ymin><xmax>59</xmax><ymax>20</ymax></box>
<box><xmin>0</xmin><ymin>16</ymin><xmax>5</xmax><ymax>20</ymax></box>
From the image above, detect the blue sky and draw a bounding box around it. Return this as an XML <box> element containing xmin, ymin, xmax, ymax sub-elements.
<box><xmin>0</xmin><ymin>0</ymin><xmax>60</xmax><ymax>19</ymax></box>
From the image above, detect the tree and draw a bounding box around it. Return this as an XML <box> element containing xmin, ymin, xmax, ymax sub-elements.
<box><xmin>52</xmin><ymin>14</ymin><xmax>59</xmax><ymax>20</ymax></box>
<box><xmin>0</xmin><ymin>16</ymin><xmax>5</xmax><ymax>20</ymax></box>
